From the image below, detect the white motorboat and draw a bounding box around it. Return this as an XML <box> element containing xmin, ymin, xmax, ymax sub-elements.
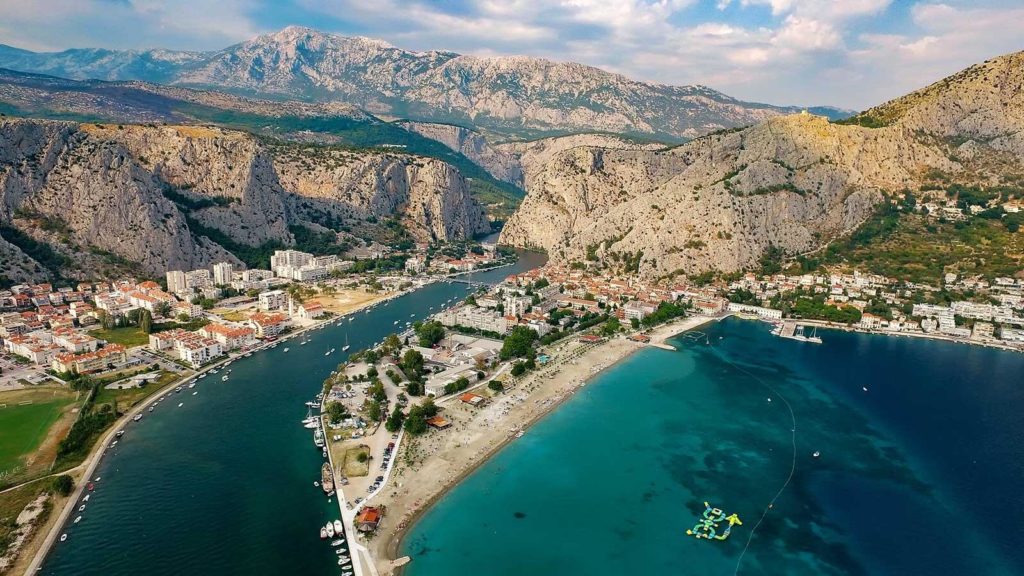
<box><xmin>60</xmin><ymin>534</ymin><xmax>67</xmax><ymax>542</ymax></box>
<box><xmin>320</xmin><ymin>527</ymin><xmax>328</xmax><ymax>539</ymax></box>
<box><xmin>304</xmin><ymin>421</ymin><xmax>319</xmax><ymax>429</ymax></box>
<box><xmin>325</xmin><ymin>522</ymin><xmax>336</xmax><ymax>538</ymax></box>
<box><xmin>331</xmin><ymin>539</ymin><xmax>345</xmax><ymax>547</ymax></box>
<box><xmin>333</xmin><ymin>520</ymin><xmax>343</xmax><ymax>534</ymax></box>
<box><xmin>74</xmin><ymin>515</ymin><xmax>82</xmax><ymax>524</ymax></box>
<box><xmin>283</xmin><ymin>347</ymin><xmax>289</xmax><ymax>352</ymax></box>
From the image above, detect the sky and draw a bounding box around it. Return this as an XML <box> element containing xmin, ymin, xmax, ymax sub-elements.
<box><xmin>0</xmin><ymin>0</ymin><xmax>1021</xmax><ymax>109</ymax></box>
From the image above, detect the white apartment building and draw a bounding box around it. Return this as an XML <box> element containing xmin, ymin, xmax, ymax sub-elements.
<box><xmin>213</xmin><ymin>262</ymin><xmax>234</xmax><ymax>285</ymax></box>
<box><xmin>259</xmin><ymin>289</ymin><xmax>288</xmax><ymax>311</ymax></box>
<box><xmin>727</xmin><ymin>303</ymin><xmax>784</xmax><ymax>320</ymax></box>
<box><xmin>166</xmin><ymin>270</ymin><xmax>187</xmax><ymax>294</ymax></box>
<box><xmin>437</xmin><ymin>306</ymin><xmax>510</xmax><ymax>334</ymax></box>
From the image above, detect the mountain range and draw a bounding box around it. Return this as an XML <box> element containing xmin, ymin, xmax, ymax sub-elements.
<box><xmin>0</xmin><ymin>26</ymin><xmax>850</xmax><ymax>141</ymax></box>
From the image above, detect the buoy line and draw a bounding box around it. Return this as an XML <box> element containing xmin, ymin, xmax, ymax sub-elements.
<box><xmin>704</xmin><ymin>339</ymin><xmax>798</xmax><ymax>576</ymax></box>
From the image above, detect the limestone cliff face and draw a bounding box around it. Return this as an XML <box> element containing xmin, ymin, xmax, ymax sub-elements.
<box><xmin>0</xmin><ymin>119</ymin><xmax>488</xmax><ymax>279</ymax></box>
<box><xmin>499</xmin><ymin>113</ymin><xmax>957</xmax><ymax>278</ymax></box>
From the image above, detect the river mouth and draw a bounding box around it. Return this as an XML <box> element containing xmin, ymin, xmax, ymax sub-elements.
<box><xmin>399</xmin><ymin>317</ymin><xmax>1024</xmax><ymax>576</ymax></box>
<box><xmin>39</xmin><ymin>251</ymin><xmax>546</xmax><ymax>576</ymax></box>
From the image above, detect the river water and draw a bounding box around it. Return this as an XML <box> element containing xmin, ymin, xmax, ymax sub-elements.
<box><xmin>402</xmin><ymin>318</ymin><xmax>1024</xmax><ymax>576</ymax></box>
<box><xmin>40</xmin><ymin>251</ymin><xmax>545</xmax><ymax>576</ymax></box>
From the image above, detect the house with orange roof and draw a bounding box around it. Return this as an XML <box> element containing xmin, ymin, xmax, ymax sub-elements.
<box><xmin>356</xmin><ymin>506</ymin><xmax>383</xmax><ymax>532</ymax></box>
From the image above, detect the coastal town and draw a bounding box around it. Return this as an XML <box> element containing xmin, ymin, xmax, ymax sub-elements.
<box><xmin>4</xmin><ymin>223</ymin><xmax>1024</xmax><ymax>573</ymax></box>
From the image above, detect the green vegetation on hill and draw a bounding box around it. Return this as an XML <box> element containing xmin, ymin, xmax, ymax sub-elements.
<box><xmin>798</xmin><ymin>200</ymin><xmax>1024</xmax><ymax>285</ymax></box>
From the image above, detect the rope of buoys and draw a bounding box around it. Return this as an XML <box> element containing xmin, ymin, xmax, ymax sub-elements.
<box><xmin>704</xmin><ymin>339</ymin><xmax>798</xmax><ymax>576</ymax></box>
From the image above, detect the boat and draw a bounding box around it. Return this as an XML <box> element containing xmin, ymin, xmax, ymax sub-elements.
<box><xmin>333</xmin><ymin>519</ymin><xmax>344</xmax><ymax>534</ymax></box>
<box><xmin>82</xmin><ymin>495</ymin><xmax>89</xmax><ymax>502</ymax></box>
<box><xmin>148</xmin><ymin>406</ymin><xmax>154</xmax><ymax>412</ymax></box>
<box><xmin>284</xmin><ymin>347</ymin><xmax>289</xmax><ymax>352</ymax></box>
<box><xmin>78</xmin><ymin>504</ymin><xmax>86</xmax><ymax>512</ymax></box>
<box><xmin>192</xmin><ymin>391</ymin><xmax>197</xmax><ymax>396</ymax></box>
<box><xmin>314</xmin><ymin>428</ymin><xmax>325</xmax><ymax>448</ymax></box>
<box><xmin>74</xmin><ymin>516</ymin><xmax>82</xmax><ymax>524</ymax></box>
<box><xmin>109</xmin><ymin>441</ymin><xmax>117</xmax><ymax>448</ymax></box>
<box><xmin>813</xmin><ymin>451</ymin><xmax>821</xmax><ymax>458</ymax></box>
<box><xmin>325</xmin><ymin>522</ymin><xmax>335</xmax><ymax>538</ymax></box>
<box><xmin>331</xmin><ymin>539</ymin><xmax>345</xmax><ymax>547</ymax></box>
<box><xmin>304</xmin><ymin>421</ymin><xmax>319</xmax><ymax>429</ymax></box>
<box><xmin>300</xmin><ymin>341</ymin><xmax>307</xmax><ymax>346</ymax></box>
<box><xmin>188</xmin><ymin>382</ymin><xmax>196</xmax><ymax>389</ymax></box>
<box><xmin>393</xmin><ymin>320</ymin><xmax>399</xmax><ymax>325</ymax></box>
<box><xmin>320</xmin><ymin>527</ymin><xmax>328</xmax><ymax>539</ymax></box>
<box><xmin>199</xmin><ymin>374</ymin><xmax>207</xmax><ymax>379</ymax></box>
<box><xmin>133</xmin><ymin>414</ymin><xmax>142</xmax><ymax>422</ymax></box>
<box><xmin>342</xmin><ymin>334</ymin><xmax>350</xmax><ymax>352</ymax></box>
<box><xmin>321</xmin><ymin>462</ymin><xmax>335</xmax><ymax>494</ymax></box>
<box><xmin>221</xmin><ymin>375</ymin><xmax>229</xmax><ymax>381</ymax></box>
<box><xmin>807</xmin><ymin>326</ymin><xmax>823</xmax><ymax>344</ymax></box>
<box><xmin>115</xmin><ymin>430</ymin><xmax>125</xmax><ymax>438</ymax></box>
<box><xmin>60</xmin><ymin>534</ymin><xmax>67</xmax><ymax>542</ymax></box>
<box><xmin>174</xmin><ymin>386</ymin><xmax>182</xmax><ymax>393</ymax></box>
<box><xmin>244</xmin><ymin>352</ymin><xmax>253</xmax><ymax>357</ymax></box>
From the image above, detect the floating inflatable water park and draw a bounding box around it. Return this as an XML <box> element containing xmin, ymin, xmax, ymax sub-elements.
<box><xmin>686</xmin><ymin>502</ymin><xmax>742</xmax><ymax>541</ymax></box>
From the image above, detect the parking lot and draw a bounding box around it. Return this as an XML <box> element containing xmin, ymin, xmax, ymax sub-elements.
<box><xmin>0</xmin><ymin>353</ymin><xmax>64</xmax><ymax>391</ymax></box>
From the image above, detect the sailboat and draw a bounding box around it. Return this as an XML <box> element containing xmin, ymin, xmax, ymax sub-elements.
<box><xmin>342</xmin><ymin>333</ymin><xmax>350</xmax><ymax>352</ymax></box>
<box><xmin>807</xmin><ymin>326</ymin><xmax>823</xmax><ymax>344</ymax></box>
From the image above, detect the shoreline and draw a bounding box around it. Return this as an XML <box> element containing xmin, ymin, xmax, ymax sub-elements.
<box><xmin>376</xmin><ymin>314</ymin><xmax>723</xmax><ymax>575</ymax></box>
<box><xmin>19</xmin><ymin>288</ymin><xmax>403</xmax><ymax>575</ymax></box>
<box><xmin>776</xmin><ymin>318</ymin><xmax>1024</xmax><ymax>353</ymax></box>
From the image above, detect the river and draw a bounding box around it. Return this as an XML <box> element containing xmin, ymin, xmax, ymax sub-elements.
<box><xmin>40</xmin><ymin>250</ymin><xmax>546</xmax><ymax>576</ymax></box>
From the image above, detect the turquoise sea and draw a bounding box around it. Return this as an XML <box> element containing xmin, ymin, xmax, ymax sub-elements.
<box><xmin>402</xmin><ymin>318</ymin><xmax>1024</xmax><ymax>576</ymax></box>
<box><xmin>40</xmin><ymin>251</ymin><xmax>546</xmax><ymax>576</ymax></box>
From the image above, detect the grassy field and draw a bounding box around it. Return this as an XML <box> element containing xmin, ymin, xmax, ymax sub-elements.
<box><xmin>87</xmin><ymin>326</ymin><xmax>149</xmax><ymax>347</ymax></box>
<box><xmin>93</xmin><ymin>371</ymin><xmax>184</xmax><ymax>411</ymax></box>
<box><xmin>0</xmin><ymin>388</ymin><xmax>77</xmax><ymax>481</ymax></box>
<box><xmin>215</xmin><ymin>310</ymin><xmax>248</xmax><ymax>322</ymax></box>
<box><xmin>342</xmin><ymin>445</ymin><xmax>371</xmax><ymax>477</ymax></box>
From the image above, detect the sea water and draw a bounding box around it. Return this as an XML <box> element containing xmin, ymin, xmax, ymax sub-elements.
<box><xmin>402</xmin><ymin>318</ymin><xmax>1024</xmax><ymax>576</ymax></box>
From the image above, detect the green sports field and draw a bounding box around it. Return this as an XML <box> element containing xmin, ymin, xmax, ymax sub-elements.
<box><xmin>0</xmin><ymin>389</ymin><xmax>76</xmax><ymax>479</ymax></box>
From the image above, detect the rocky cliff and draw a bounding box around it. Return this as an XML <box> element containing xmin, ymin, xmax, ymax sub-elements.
<box><xmin>0</xmin><ymin>119</ymin><xmax>487</xmax><ymax>281</ymax></box>
<box><xmin>500</xmin><ymin>51</ymin><xmax>1024</xmax><ymax>279</ymax></box>
<box><xmin>0</xmin><ymin>26</ymin><xmax>848</xmax><ymax>141</ymax></box>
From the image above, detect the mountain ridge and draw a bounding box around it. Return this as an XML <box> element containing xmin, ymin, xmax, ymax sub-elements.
<box><xmin>0</xmin><ymin>26</ymin><xmax>851</xmax><ymax>141</ymax></box>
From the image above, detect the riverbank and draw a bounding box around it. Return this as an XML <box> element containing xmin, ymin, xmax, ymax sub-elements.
<box><xmin>371</xmin><ymin>314</ymin><xmax>723</xmax><ymax>575</ymax></box>
<box><xmin>19</xmin><ymin>288</ymin><xmax>405</xmax><ymax>575</ymax></box>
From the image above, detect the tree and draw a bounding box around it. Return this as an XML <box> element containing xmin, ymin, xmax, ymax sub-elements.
<box><xmin>401</xmin><ymin>349</ymin><xmax>425</xmax><ymax>378</ymax></box>
<box><xmin>385</xmin><ymin>406</ymin><xmax>405</xmax><ymax>432</ymax></box>
<box><xmin>326</xmin><ymin>401</ymin><xmax>348</xmax><ymax>424</ymax></box>
<box><xmin>154</xmin><ymin>301</ymin><xmax>173</xmax><ymax>319</ymax></box>
<box><xmin>404</xmin><ymin>410</ymin><xmax>427</xmax><ymax>435</ymax></box>
<box><xmin>367</xmin><ymin>400</ymin><xmax>383</xmax><ymax>422</ymax></box>
<box><xmin>416</xmin><ymin>320</ymin><xmax>446</xmax><ymax>347</ymax></box>
<box><xmin>630</xmin><ymin>317</ymin><xmax>640</xmax><ymax>330</ymax></box>
<box><xmin>488</xmin><ymin>380</ymin><xmax>504</xmax><ymax>392</ymax></box>
<box><xmin>51</xmin><ymin>474</ymin><xmax>74</xmax><ymax>496</ymax></box>
<box><xmin>367</xmin><ymin>366</ymin><xmax>379</xmax><ymax>379</ymax></box>
<box><xmin>476</xmin><ymin>371</ymin><xmax>485</xmax><ymax>381</ymax></box>
<box><xmin>511</xmin><ymin>362</ymin><xmax>527</xmax><ymax>377</ymax></box>
<box><xmin>600</xmin><ymin>317</ymin><xmax>621</xmax><ymax>336</ymax></box>
<box><xmin>139</xmin><ymin>309</ymin><xmax>153</xmax><ymax>334</ymax></box>
<box><xmin>406</xmin><ymin>380</ymin><xmax>424</xmax><ymax>396</ymax></box>
<box><xmin>500</xmin><ymin>326</ymin><xmax>538</xmax><ymax>360</ymax></box>
<box><xmin>383</xmin><ymin>333</ymin><xmax>402</xmax><ymax>356</ymax></box>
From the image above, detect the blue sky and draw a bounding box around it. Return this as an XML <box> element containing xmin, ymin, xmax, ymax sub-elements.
<box><xmin>0</xmin><ymin>0</ymin><xmax>1021</xmax><ymax>109</ymax></box>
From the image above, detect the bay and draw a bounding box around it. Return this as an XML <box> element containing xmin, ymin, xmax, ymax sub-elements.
<box><xmin>401</xmin><ymin>317</ymin><xmax>1024</xmax><ymax>576</ymax></box>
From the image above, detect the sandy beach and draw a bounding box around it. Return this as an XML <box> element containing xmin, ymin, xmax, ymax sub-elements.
<box><xmin>369</xmin><ymin>314</ymin><xmax>722</xmax><ymax>575</ymax></box>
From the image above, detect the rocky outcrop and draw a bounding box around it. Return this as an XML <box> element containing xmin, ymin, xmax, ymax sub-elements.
<box><xmin>397</xmin><ymin>121</ymin><xmax>523</xmax><ymax>186</ymax></box>
<box><xmin>0</xmin><ymin>26</ymin><xmax>848</xmax><ymax>141</ymax></box>
<box><xmin>0</xmin><ymin>119</ymin><xmax>488</xmax><ymax>280</ymax></box>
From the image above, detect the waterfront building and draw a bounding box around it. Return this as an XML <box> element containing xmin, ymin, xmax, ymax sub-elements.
<box><xmin>726</xmin><ymin>303</ymin><xmax>783</xmax><ymax>320</ymax></box>
<box><xmin>297</xmin><ymin>301</ymin><xmax>325</xmax><ymax>320</ymax></box>
<box><xmin>149</xmin><ymin>329</ymin><xmax>223</xmax><ymax>368</ymax></box>
<box><xmin>199</xmin><ymin>323</ymin><xmax>257</xmax><ymax>351</ymax></box>
<box><xmin>249</xmin><ymin>312</ymin><xmax>289</xmax><ymax>338</ymax></box>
